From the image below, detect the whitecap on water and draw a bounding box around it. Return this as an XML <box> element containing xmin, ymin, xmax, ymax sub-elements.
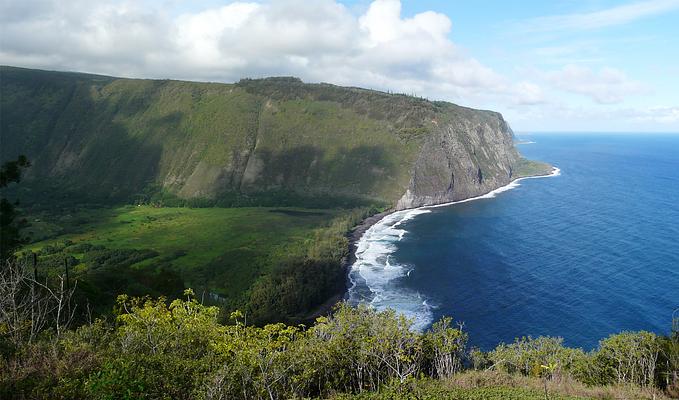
<box><xmin>347</xmin><ymin>167</ymin><xmax>561</xmax><ymax>331</ymax></box>
<box><xmin>347</xmin><ymin>208</ymin><xmax>434</xmax><ymax>330</ymax></box>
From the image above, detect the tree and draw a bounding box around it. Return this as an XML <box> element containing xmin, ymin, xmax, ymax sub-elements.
<box><xmin>0</xmin><ymin>259</ymin><xmax>77</xmax><ymax>346</ymax></box>
<box><xmin>594</xmin><ymin>331</ymin><xmax>660</xmax><ymax>387</ymax></box>
<box><xmin>423</xmin><ymin>316</ymin><xmax>468</xmax><ymax>378</ymax></box>
<box><xmin>0</xmin><ymin>155</ymin><xmax>31</xmax><ymax>261</ymax></box>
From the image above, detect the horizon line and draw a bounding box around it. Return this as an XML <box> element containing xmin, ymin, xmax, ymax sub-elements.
<box><xmin>516</xmin><ymin>130</ymin><xmax>679</xmax><ymax>134</ymax></box>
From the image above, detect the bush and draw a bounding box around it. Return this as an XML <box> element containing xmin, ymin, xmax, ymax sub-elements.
<box><xmin>305</xmin><ymin>303</ymin><xmax>424</xmax><ymax>394</ymax></box>
<box><xmin>488</xmin><ymin>336</ymin><xmax>587</xmax><ymax>379</ymax></box>
<box><xmin>85</xmin><ymin>291</ymin><xmax>223</xmax><ymax>399</ymax></box>
<box><xmin>422</xmin><ymin>317</ymin><xmax>468</xmax><ymax>378</ymax></box>
<box><xmin>657</xmin><ymin>336</ymin><xmax>679</xmax><ymax>394</ymax></box>
<box><xmin>1</xmin><ymin>286</ymin><xmax>675</xmax><ymax>399</ymax></box>
<box><xmin>591</xmin><ymin>331</ymin><xmax>661</xmax><ymax>387</ymax></box>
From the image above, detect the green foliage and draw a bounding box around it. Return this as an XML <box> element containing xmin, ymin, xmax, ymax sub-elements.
<box><xmin>23</xmin><ymin>205</ymin><xmax>373</xmax><ymax>323</ymax></box>
<box><xmin>0</xmin><ymin>155</ymin><xmax>31</xmax><ymax>188</ymax></box>
<box><xmin>488</xmin><ymin>336</ymin><xmax>587</xmax><ymax>378</ymax></box>
<box><xmin>423</xmin><ymin>317</ymin><xmax>468</xmax><ymax>378</ymax></box>
<box><xmin>0</xmin><ymin>319</ymin><xmax>107</xmax><ymax>400</ymax></box>
<box><xmin>2</xmin><ymin>292</ymin><xmax>676</xmax><ymax>400</ymax></box>
<box><xmin>513</xmin><ymin>158</ymin><xmax>553</xmax><ymax>178</ymax></box>
<box><xmin>305</xmin><ymin>303</ymin><xmax>424</xmax><ymax>393</ymax></box>
<box><xmin>85</xmin><ymin>291</ymin><xmax>223</xmax><ymax>399</ymax></box>
<box><xmin>486</xmin><ymin>332</ymin><xmax>672</xmax><ymax>393</ymax></box>
<box><xmin>658</xmin><ymin>336</ymin><xmax>679</xmax><ymax>396</ymax></box>
<box><xmin>246</xmin><ymin>207</ymin><xmax>379</xmax><ymax>324</ymax></box>
<box><xmin>590</xmin><ymin>331</ymin><xmax>661</xmax><ymax>387</ymax></box>
<box><xmin>0</xmin><ymin>66</ymin><xmax>431</xmax><ymax>208</ymax></box>
<box><xmin>332</xmin><ymin>381</ymin><xmax>587</xmax><ymax>400</ymax></box>
<box><xmin>246</xmin><ymin>257</ymin><xmax>345</xmax><ymax>325</ymax></box>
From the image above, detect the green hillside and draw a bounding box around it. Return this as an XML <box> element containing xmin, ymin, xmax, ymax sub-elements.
<box><xmin>0</xmin><ymin>66</ymin><xmax>549</xmax><ymax>324</ymax></box>
<box><xmin>1</xmin><ymin>66</ymin><xmax>546</xmax><ymax>209</ymax></box>
<box><xmin>1</xmin><ymin>66</ymin><xmax>435</xmax><ymax>207</ymax></box>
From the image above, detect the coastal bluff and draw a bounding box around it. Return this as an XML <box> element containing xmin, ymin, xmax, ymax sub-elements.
<box><xmin>395</xmin><ymin>110</ymin><xmax>520</xmax><ymax>209</ymax></box>
<box><xmin>1</xmin><ymin>66</ymin><xmax>543</xmax><ymax>209</ymax></box>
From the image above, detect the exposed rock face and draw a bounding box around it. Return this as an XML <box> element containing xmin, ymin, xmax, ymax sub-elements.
<box><xmin>396</xmin><ymin>112</ymin><xmax>519</xmax><ymax>210</ymax></box>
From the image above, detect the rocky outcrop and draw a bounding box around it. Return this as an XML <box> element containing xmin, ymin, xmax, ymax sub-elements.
<box><xmin>396</xmin><ymin>110</ymin><xmax>519</xmax><ymax>210</ymax></box>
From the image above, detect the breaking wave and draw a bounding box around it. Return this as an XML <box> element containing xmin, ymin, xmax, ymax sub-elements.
<box><xmin>347</xmin><ymin>167</ymin><xmax>560</xmax><ymax>331</ymax></box>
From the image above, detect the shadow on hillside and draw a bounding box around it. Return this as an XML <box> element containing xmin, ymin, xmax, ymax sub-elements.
<box><xmin>3</xmin><ymin>77</ymin><xmax>180</xmax><ymax>208</ymax></box>
<box><xmin>239</xmin><ymin>144</ymin><xmax>397</xmax><ymax>200</ymax></box>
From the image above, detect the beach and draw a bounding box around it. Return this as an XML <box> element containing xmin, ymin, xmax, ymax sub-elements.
<box><xmin>345</xmin><ymin>166</ymin><xmax>561</xmax><ymax>330</ymax></box>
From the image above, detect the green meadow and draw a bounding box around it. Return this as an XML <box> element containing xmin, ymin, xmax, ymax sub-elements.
<box><xmin>28</xmin><ymin>205</ymin><xmax>342</xmax><ymax>270</ymax></box>
<box><xmin>23</xmin><ymin>205</ymin><xmax>366</xmax><ymax>321</ymax></box>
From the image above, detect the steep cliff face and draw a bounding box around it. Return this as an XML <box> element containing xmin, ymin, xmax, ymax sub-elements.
<box><xmin>0</xmin><ymin>66</ymin><xmax>529</xmax><ymax>209</ymax></box>
<box><xmin>396</xmin><ymin>109</ymin><xmax>520</xmax><ymax>209</ymax></box>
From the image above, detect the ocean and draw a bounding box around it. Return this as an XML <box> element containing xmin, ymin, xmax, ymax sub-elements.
<box><xmin>347</xmin><ymin>133</ymin><xmax>679</xmax><ymax>350</ymax></box>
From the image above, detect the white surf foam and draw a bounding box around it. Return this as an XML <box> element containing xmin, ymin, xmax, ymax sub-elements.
<box><xmin>347</xmin><ymin>208</ymin><xmax>434</xmax><ymax>330</ymax></box>
<box><xmin>347</xmin><ymin>166</ymin><xmax>560</xmax><ymax>330</ymax></box>
<box><xmin>426</xmin><ymin>166</ymin><xmax>561</xmax><ymax>209</ymax></box>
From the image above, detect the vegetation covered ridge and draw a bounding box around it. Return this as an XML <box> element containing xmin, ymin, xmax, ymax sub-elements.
<box><xmin>1</xmin><ymin>281</ymin><xmax>676</xmax><ymax>400</ymax></box>
<box><xmin>1</xmin><ymin>65</ymin><xmax>524</xmax><ymax>210</ymax></box>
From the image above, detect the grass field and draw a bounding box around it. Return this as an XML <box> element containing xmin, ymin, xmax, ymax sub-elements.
<box><xmin>23</xmin><ymin>205</ymin><xmax>354</xmax><ymax>315</ymax></box>
<box><xmin>29</xmin><ymin>205</ymin><xmax>343</xmax><ymax>269</ymax></box>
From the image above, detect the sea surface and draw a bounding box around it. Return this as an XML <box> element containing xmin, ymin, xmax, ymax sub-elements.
<box><xmin>348</xmin><ymin>133</ymin><xmax>679</xmax><ymax>350</ymax></box>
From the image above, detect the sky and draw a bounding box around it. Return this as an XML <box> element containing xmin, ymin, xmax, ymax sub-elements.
<box><xmin>1</xmin><ymin>0</ymin><xmax>678</xmax><ymax>132</ymax></box>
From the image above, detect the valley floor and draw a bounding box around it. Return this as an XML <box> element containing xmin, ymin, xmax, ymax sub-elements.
<box><xmin>21</xmin><ymin>204</ymin><xmax>371</xmax><ymax>322</ymax></box>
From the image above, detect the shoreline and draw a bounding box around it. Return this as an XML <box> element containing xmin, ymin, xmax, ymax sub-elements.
<box><xmin>341</xmin><ymin>166</ymin><xmax>561</xmax><ymax>316</ymax></box>
<box><xmin>344</xmin><ymin>210</ymin><xmax>395</xmax><ymax>271</ymax></box>
<box><xmin>424</xmin><ymin>166</ymin><xmax>561</xmax><ymax>210</ymax></box>
<box><xmin>299</xmin><ymin>209</ymin><xmax>395</xmax><ymax>322</ymax></box>
<box><xmin>307</xmin><ymin>166</ymin><xmax>560</xmax><ymax>321</ymax></box>
<box><xmin>347</xmin><ymin>166</ymin><xmax>560</xmax><ymax>267</ymax></box>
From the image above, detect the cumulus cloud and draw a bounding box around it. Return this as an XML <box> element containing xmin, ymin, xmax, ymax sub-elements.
<box><xmin>0</xmin><ymin>0</ymin><xmax>526</xmax><ymax>105</ymax></box>
<box><xmin>3</xmin><ymin>0</ymin><xmax>674</xmax><ymax>131</ymax></box>
<box><xmin>546</xmin><ymin>64</ymin><xmax>647</xmax><ymax>104</ymax></box>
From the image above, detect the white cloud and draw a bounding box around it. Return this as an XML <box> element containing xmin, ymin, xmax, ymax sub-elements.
<box><xmin>512</xmin><ymin>81</ymin><xmax>546</xmax><ymax>105</ymax></box>
<box><xmin>1</xmin><ymin>0</ymin><xmax>675</xmax><ymax>132</ymax></box>
<box><xmin>0</xmin><ymin>0</ymin><xmax>519</xmax><ymax>104</ymax></box>
<box><xmin>521</xmin><ymin>0</ymin><xmax>679</xmax><ymax>32</ymax></box>
<box><xmin>546</xmin><ymin>64</ymin><xmax>648</xmax><ymax>104</ymax></box>
<box><xmin>505</xmin><ymin>102</ymin><xmax>679</xmax><ymax>132</ymax></box>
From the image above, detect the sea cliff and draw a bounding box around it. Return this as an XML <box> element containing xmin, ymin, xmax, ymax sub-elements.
<box><xmin>1</xmin><ymin>66</ymin><xmax>545</xmax><ymax>210</ymax></box>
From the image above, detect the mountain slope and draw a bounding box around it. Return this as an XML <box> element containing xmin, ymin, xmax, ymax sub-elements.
<box><xmin>1</xmin><ymin>66</ymin><xmax>539</xmax><ymax>209</ymax></box>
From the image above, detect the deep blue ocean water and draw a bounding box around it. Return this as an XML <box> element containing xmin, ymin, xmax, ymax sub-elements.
<box><xmin>349</xmin><ymin>133</ymin><xmax>679</xmax><ymax>350</ymax></box>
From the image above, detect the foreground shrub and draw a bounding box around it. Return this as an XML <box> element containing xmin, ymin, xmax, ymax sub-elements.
<box><xmin>84</xmin><ymin>291</ymin><xmax>224</xmax><ymax>399</ymax></box>
<box><xmin>591</xmin><ymin>331</ymin><xmax>661</xmax><ymax>387</ymax></box>
<box><xmin>2</xmin><ymin>287</ymin><xmax>676</xmax><ymax>399</ymax></box>
<box><xmin>488</xmin><ymin>336</ymin><xmax>587</xmax><ymax>379</ymax></box>
<box><xmin>422</xmin><ymin>317</ymin><xmax>468</xmax><ymax>378</ymax></box>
